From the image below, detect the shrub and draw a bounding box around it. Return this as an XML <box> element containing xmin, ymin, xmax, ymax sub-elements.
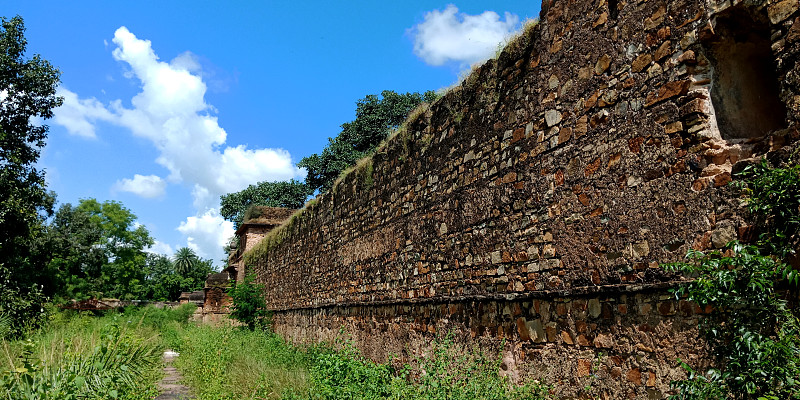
<box><xmin>666</xmin><ymin>157</ymin><xmax>800</xmax><ymax>399</ymax></box>
<box><xmin>228</xmin><ymin>274</ymin><xmax>270</xmax><ymax>330</ymax></box>
<box><xmin>665</xmin><ymin>244</ymin><xmax>800</xmax><ymax>399</ymax></box>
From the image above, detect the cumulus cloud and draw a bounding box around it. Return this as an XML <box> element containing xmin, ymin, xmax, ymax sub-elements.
<box><xmin>177</xmin><ymin>209</ymin><xmax>234</xmax><ymax>260</ymax></box>
<box><xmin>54</xmin><ymin>89</ymin><xmax>115</xmax><ymax>138</ymax></box>
<box><xmin>52</xmin><ymin>26</ymin><xmax>304</xmax><ymax>261</ymax></box>
<box><xmin>113</xmin><ymin>174</ymin><xmax>167</xmax><ymax>198</ymax></box>
<box><xmin>409</xmin><ymin>5</ymin><xmax>520</xmax><ymax>67</ymax></box>
<box><xmin>147</xmin><ymin>240</ymin><xmax>174</xmax><ymax>256</ymax></box>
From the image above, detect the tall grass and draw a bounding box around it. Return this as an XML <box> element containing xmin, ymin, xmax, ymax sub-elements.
<box><xmin>172</xmin><ymin>323</ymin><xmax>309</xmax><ymax>399</ymax></box>
<box><xmin>173</xmin><ymin>323</ymin><xmax>551</xmax><ymax>400</ymax></box>
<box><xmin>291</xmin><ymin>334</ymin><xmax>551</xmax><ymax>400</ymax></box>
<box><xmin>0</xmin><ymin>305</ymin><xmax>195</xmax><ymax>399</ymax></box>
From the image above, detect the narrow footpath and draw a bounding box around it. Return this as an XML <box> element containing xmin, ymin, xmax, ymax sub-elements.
<box><xmin>155</xmin><ymin>350</ymin><xmax>194</xmax><ymax>400</ymax></box>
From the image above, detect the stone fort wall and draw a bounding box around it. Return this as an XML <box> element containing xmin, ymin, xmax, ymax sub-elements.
<box><xmin>244</xmin><ymin>0</ymin><xmax>800</xmax><ymax>397</ymax></box>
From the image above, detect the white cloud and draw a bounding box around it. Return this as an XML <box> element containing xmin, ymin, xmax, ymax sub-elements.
<box><xmin>147</xmin><ymin>240</ymin><xmax>174</xmax><ymax>256</ymax></box>
<box><xmin>409</xmin><ymin>5</ymin><xmax>520</xmax><ymax>67</ymax></box>
<box><xmin>113</xmin><ymin>174</ymin><xmax>167</xmax><ymax>198</ymax></box>
<box><xmin>177</xmin><ymin>209</ymin><xmax>234</xmax><ymax>260</ymax></box>
<box><xmin>53</xmin><ymin>89</ymin><xmax>115</xmax><ymax>138</ymax></box>
<box><xmin>53</xmin><ymin>26</ymin><xmax>304</xmax><ymax>261</ymax></box>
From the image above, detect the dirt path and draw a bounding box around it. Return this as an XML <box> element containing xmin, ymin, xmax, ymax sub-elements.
<box><xmin>155</xmin><ymin>350</ymin><xmax>194</xmax><ymax>400</ymax></box>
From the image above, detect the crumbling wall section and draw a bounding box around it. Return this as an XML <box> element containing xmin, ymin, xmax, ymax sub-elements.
<box><xmin>246</xmin><ymin>0</ymin><xmax>800</xmax><ymax>397</ymax></box>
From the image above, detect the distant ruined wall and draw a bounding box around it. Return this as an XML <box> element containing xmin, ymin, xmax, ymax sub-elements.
<box><xmin>246</xmin><ymin>0</ymin><xmax>800</xmax><ymax>397</ymax></box>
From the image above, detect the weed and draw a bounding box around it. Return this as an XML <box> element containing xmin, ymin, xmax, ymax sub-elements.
<box><xmin>0</xmin><ymin>309</ymin><xmax>168</xmax><ymax>399</ymax></box>
<box><xmin>171</xmin><ymin>324</ymin><xmax>309</xmax><ymax>400</ymax></box>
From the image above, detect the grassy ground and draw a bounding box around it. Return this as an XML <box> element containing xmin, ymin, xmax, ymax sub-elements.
<box><xmin>170</xmin><ymin>323</ymin><xmax>309</xmax><ymax>399</ymax></box>
<box><xmin>2</xmin><ymin>307</ymin><xmax>551</xmax><ymax>399</ymax></box>
<box><xmin>0</xmin><ymin>305</ymin><xmax>195</xmax><ymax>400</ymax></box>
<box><xmin>171</xmin><ymin>321</ymin><xmax>551</xmax><ymax>400</ymax></box>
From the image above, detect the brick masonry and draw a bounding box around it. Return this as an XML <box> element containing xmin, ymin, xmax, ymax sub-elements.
<box><xmin>243</xmin><ymin>0</ymin><xmax>800</xmax><ymax>397</ymax></box>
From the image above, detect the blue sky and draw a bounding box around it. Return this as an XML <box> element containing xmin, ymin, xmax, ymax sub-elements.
<box><xmin>5</xmin><ymin>1</ymin><xmax>540</xmax><ymax>264</ymax></box>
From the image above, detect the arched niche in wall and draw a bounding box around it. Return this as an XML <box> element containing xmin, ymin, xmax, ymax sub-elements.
<box><xmin>704</xmin><ymin>5</ymin><xmax>787</xmax><ymax>140</ymax></box>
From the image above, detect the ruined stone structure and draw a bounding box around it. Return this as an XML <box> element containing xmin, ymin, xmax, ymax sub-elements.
<box><xmin>242</xmin><ymin>0</ymin><xmax>800</xmax><ymax>397</ymax></box>
<box><xmin>227</xmin><ymin>206</ymin><xmax>297</xmax><ymax>283</ymax></box>
<box><xmin>198</xmin><ymin>272</ymin><xmax>232</xmax><ymax>324</ymax></box>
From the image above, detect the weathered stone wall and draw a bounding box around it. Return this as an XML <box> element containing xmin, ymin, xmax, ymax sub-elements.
<box><xmin>272</xmin><ymin>288</ymin><xmax>709</xmax><ymax>397</ymax></box>
<box><xmin>245</xmin><ymin>0</ymin><xmax>800</xmax><ymax>397</ymax></box>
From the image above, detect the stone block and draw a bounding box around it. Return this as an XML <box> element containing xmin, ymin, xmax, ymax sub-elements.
<box><xmin>769</xmin><ymin>0</ymin><xmax>798</xmax><ymax>24</ymax></box>
<box><xmin>595</xmin><ymin>54</ymin><xmax>612</xmax><ymax>75</ymax></box>
<box><xmin>545</xmin><ymin>109</ymin><xmax>563</xmax><ymax>126</ymax></box>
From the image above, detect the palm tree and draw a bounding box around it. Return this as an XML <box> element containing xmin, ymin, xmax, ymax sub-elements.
<box><xmin>173</xmin><ymin>247</ymin><xmax>198</xmax><ymax>276</ymax></box>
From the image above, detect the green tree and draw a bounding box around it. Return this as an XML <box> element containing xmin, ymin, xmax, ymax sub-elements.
<box><xmin>143</xmin><ymin>252</ymin><xmax>214</xmax><ymax>301</ymax></box>
<box><xmin>143</xmin><ymin>254</ymin><xmax>182</xmax><ymax>301</ymax></box>
<box><xmin>0</xmin><ymin>15</ymin><xmax>62</xmax><ymax>335</ymax></box>
<box><xmin>76</xmin><ymin>199</ymin><xmax>153</xmax><ymax>299</ymax></box>
<box><xmin>220</xmin><ymin>179</ymin><xmax>310</xmax><ymax>228</ymax></box>
<box><xmin>39</xmin><ymin>203</ymin><xmax>106</xmax><ymax>300</ymax></box>
<box><xmin>298</xmin><ymin>90</ymin><xmax>437</xmax><ymax>193</ymax></box>
<box><xmin>41</xmin><ymin>199</ymin><xmax>153</xmax><ymax>300</ymax></box>
<box><xmin>173</xmin><ymin>247</ymin><xmax>198</xmax><ymax>276</ymax></box>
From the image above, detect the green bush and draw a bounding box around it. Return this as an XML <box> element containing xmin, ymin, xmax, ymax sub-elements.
<box><xmin>665</xmin><ymin>244</ymin><xmax>800</xmax><ymax>399</ymax></box>
<box><xmin>666</xmin><ymin>157</ymin><xmax>800</xmax><ymax>399</ymax></box>
<box><xmin>228</xmin><ymin>274</ymin><xmax>270</xmax><ymax>330</ymax></box>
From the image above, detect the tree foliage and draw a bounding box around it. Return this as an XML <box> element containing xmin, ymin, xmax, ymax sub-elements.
<box><xmin>219</xmin><ymin>179</ymin><xmax>310</xmax><ymax>228</ymax></box>
<box><xmin>39</xmin><ymin>203</ymin><xmax>106</xmax><ymax>300</ymax></box>
<box><xmin>173</xmin><ymin>247</ymin><xmax>198</xmax><ymax>276</ymax></box>
<box><xmin>0</xmin><ymin>15</ymin><xmax>62</xmax><ymax>336</ymax></box>
<box><xmin>143</xmin><ymin>251</ymin><xmax>213</xmax><ymax>301</ymax></box>
<box><xmin>40</xmin><ymin>199</ymin><xmax>154</xmax><ymax>300</ymax></box>
<box><xmin>735</xmin><ymin>159</ymin><xmax>800</xmax><ymax>258</ymax></box>
<box><xmin>298</xmin><ymin>90</ymin><xmax>437</xmax><ymax>193</ymax></box>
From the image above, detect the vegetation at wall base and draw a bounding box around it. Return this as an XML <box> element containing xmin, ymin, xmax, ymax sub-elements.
<box><xmin>293</xmin><ymin>333</ymin><xmax>551</xmax><ymax>400</ymax></box>
<box><xmin>171</xmin><ymin>323</ymin><xmax>551</xmax><ymax>400</ymax></box>
<box><xmin>665</xmin><ymin>156</ymin><xmax>800</xmax><ymax>399</ymax></box>
<box><xmin>228</xmin><ymin>273</ymin><xmax>271</xmax><ymax>330</ymax></box>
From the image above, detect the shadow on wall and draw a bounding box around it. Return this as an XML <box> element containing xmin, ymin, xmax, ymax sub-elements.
<box><xmin>705</xmin><ymin>4</ymin><xmax>787</xmax><ymax>140</ymax></box>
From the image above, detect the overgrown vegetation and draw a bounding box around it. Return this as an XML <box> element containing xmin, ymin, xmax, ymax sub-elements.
<box><xmin>294</xmin><ymin>334</ymin><xmax>551</xmax><ymax>400</ymax></box>
<box><xmin>665</xmin><ymin>157</ymin><xmax>800</xmax><ymax>399</ymax></box>
<box><xmin>171</xmin><ymin>324</ymin><xmax>309</xmax><ymax>400</ymax></box>
<box><xmin>228</xmin><ymin>273</ymin><xmax>270</xmax><ymax>330</ymax></box>
<box><xmin>172</xmin><ymin>322</ymin><xmax>551</xmax><ymax>400</ymax></box>
<box><xmin>0</xmin><ymin>305</ymin><xmax>196</xmax><ymax>399</ymax></box>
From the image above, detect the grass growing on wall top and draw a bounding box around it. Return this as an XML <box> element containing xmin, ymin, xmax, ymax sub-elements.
<box><xmin>241</xmin><ymin>17</ymin><xmax>543</xmax><ymax>269</ymax></box>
